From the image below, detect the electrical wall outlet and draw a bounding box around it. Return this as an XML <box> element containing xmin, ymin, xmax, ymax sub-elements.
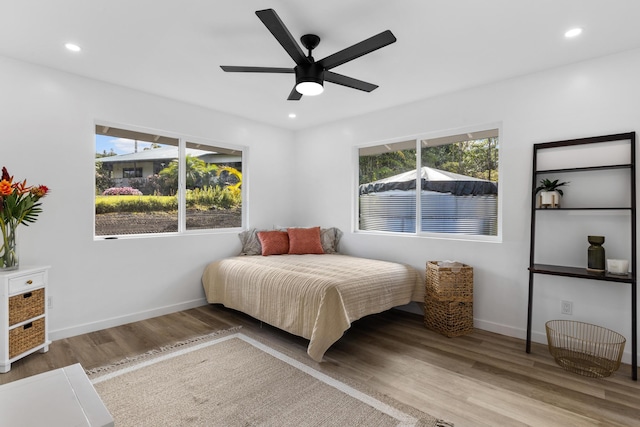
<box><xmin>47</xmin><ymin>297</ymin><xmax>53</xmax><ymax>309</ymax></box>
<box><xmin>561</xmin><ymin>300</ymin><xmax>572</xmax><ymax>315</ymax></box>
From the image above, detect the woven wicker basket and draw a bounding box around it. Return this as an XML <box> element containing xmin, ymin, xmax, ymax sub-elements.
<box><xmin>9</xmin><ymin>318</ymin><xmax>46</xmax><ymax>359</ymax></box>
<box><xmin>426</xmin><ymin>261</ymin><xmax>473</xmax><ymax>301</ymax></box>
<box><xmin>425</xmin><ymin>293</ymin><xmax>473</xmax><ymax>337</ymax></box>
<box><xmin>546</xmin><ymin>320</ymin><xmax>626</xmax><ymax>378</ymax></box>
<box><xmin>8</xmin><ymin>288</ymin><xmax>45</xmax><ymax>326</ymax></box>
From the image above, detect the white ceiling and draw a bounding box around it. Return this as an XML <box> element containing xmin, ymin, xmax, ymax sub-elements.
<box><xmin>2</xmin><ymin>1</ymin><xmax>640</xmax><ymax>131</ymax></box>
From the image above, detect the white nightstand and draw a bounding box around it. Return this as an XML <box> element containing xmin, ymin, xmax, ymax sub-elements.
<box><xmin>0</xmin><ymin>265</ymin><xmax>51</xmax><ymax>373</ymax></box>
<box><xmin>0</xmin><ymin>363</ymin><xmax>114</xmax><ymax>426</ymax></box>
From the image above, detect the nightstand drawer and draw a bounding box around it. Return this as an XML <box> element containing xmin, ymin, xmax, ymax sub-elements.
<box><xmin>8</xmin><ymin>288</ymin><xmax>45</xmax><ymax>326</ymax></box>
<box><xmin>9</xmin><ymin>318</ymin><xmax>45</xmax><ymax>359</ymax></box>
<box><xmin>8</xmin><ymin>271</ymin><xmax>45</xmax><ymax>295</ymax></box>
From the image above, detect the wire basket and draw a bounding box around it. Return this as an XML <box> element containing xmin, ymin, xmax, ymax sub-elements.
<box><xmin>545</xmin><ymin>320</ymin><xmax>626</xmax><ymax>378</ymax></box>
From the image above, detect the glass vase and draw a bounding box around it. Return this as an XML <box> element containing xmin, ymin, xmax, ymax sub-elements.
<box><xmin>0</xmin><ymin>221</ymin><xmax>19</xmax><ymax>271</ymax></box>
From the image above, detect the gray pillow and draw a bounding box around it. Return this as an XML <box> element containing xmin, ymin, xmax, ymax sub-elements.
<box><xmin>238</xmin><ymin>228</ymin><xmax>264</xmax><ymax>255</ymax></box>
<box><xmin>319</xmin><ymin>227</ymin><xmax>343</xmax><ymax>254</ymax></box>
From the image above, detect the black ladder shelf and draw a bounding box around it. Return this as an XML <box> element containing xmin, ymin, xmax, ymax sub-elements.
<box><xmin>526</xmin><ymin>132</ymin><xmax>637</xmax><ymax>381</ymax></box>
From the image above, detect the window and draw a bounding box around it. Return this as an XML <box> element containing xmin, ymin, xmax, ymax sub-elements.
<box><xmin>184</xmin><ymin>141</ymin><xmax>243</xmax><ymax>231</ymax></box>
<box><xmin>122</xmin><ymin>167</ymin><xmax>143</xmax><ymax>178</ymax></box>
<box><xmin>95</xmin><ymin>125</ymin><xmax>243</xmax><ymax>237</ymax></box>
<box><xmin>358</xmin><ymin>128</ymin><xmax>499</xmax><ymax>237</ymax></box>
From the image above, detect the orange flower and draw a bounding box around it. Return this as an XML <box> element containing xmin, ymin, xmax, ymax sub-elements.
<box><xmin>12</xmin><ymin>179</ymin><xmax>31</xmax><ymax>195</ymax></box>
<box><xmin>0</xmin><ymin>167</ymin><xmax>49</xmax><ymax>238</ymax></box>
<box><xmin>0</xmin><ymin>179</ymin><xmax>12</xmax><ymax>196</ymax></box>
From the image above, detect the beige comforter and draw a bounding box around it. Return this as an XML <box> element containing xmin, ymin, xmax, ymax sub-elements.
<box><xmin>202</xmin><ymin>254</ymin><xmax>423</xmax><ymax>361</ymax></box>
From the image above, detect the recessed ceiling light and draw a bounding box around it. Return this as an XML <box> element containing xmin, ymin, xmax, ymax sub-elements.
<box><xmin>65</xmin><ymin>43</ymin><xmax>81</xmax><ymax>52</ymax></box>
<box><xmin>288</xmin><ymin>113</ymin><xmax>297</xmax><ymax>119</ymax></box>
<box><xmin>564</xmin><ymin>28</ymin><xmax>583</xmax><ymax>38</ymax></box>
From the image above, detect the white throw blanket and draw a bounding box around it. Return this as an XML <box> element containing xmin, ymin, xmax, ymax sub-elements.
<box><xmin>202</xmin><ymin>254</ymin><xmax>423</xmax><ymax>361</ymax></box>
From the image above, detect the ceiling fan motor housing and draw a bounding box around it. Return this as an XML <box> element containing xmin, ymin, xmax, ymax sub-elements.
<box><xmin>295</xmin><ymin>62</ymin><xmax>325</xmax><ymax>88</ymax></box>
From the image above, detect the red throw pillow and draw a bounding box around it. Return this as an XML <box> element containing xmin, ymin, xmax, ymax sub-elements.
<box><xmin>257</xmin><ymin>231</ymin><xmax>289</xmax><ymax>256</ymax></box>
<box><xmin>288</xmin><ymin>227</ymin><xmax>324</xmax><ymax>255</ymax></box>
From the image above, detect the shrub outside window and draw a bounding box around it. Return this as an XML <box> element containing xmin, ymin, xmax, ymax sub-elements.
<box><xmin>95</xmin><ymin>125</ymin><xmax>243</xmax><ymax>237</ymax></box>
<box><xmin>358</xmin><ymin>128</ymin><xmax>499</xmax><ymax>237</ymax></box>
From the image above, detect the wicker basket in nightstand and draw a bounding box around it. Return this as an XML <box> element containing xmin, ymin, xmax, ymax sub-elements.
<box><xmin>8</xmin><ymin>288</ymin><xmax>45</xmax><ymax>326</ymax></box>
<box><xmin>9</xmin><ymin>317</ymin><xmax>46</xmax><ymax>359</ymax></box>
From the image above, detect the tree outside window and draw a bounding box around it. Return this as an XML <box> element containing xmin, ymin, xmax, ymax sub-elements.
<box><xmin>358</xmin><ymin>129</ymin><xmax>499</xmax><ymax>237</ymax></box>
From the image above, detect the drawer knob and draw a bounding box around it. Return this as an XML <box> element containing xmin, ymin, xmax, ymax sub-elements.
<box><xmin>26</xmin><ymin>280</ymin><xmax>33</xmax><ymax>285</ymax></box>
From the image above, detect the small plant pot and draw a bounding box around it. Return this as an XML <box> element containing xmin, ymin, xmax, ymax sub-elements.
<box><xmin>539</xmin><ymin>190</ymin><xmax>561</xmax><ymax>208</ymax></box>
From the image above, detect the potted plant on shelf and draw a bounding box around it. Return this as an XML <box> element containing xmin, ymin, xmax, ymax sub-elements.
<box><xmin>535</xmin><ymin>178</ymin><xmax>568</xmax><ymax>208</ymax></box>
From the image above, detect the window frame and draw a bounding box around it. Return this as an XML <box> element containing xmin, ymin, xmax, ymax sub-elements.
<box><xmin>122</xmin><ymin>167</ymin><xmax>143</xmax><ymax>178</ymax></box>
<box><xmin>354</xmin><ymin>124</ymin><xmax>502</xmax><ymax>242</ymax></box>
<box><xmin>94</xmin><ymin>121</ymin><xmax>247</xmax><ymax>240</ymax></box>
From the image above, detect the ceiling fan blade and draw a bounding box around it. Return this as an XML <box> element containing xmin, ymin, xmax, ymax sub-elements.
<box><xmin>325</xmin><ymin>71</ymin><xmax>378</xmax><ymax>92</ymax></box>
<box><xmin>318</xmin><ymin>30</ymin><xmax>396</xmax><ymax>70</ymax></box>
<box><xmin>256</xmin><ymin>9</ymin><xmax>310</xmax><ymax>66</ymax></box>
<box><xmin>287</xmin><ymin>86</ymin><xmax>303</xmax><ymax>100</ymax></box>
<box><xmin>220</xmin><ymin>66</ymin><xmax>294</xmax><ymax>73</ymax></box>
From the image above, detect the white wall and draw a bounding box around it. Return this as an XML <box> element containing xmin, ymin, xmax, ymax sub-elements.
<box><xmin>3</xmin><ymin>47</ymin><xmax>640</xmax><ymax>364</ymax></box>
<box><xmin>294</xmin><ymin>48</ymin><xmax>640</xmax><ymax>363</ymax></box>
<box><xmin>0</xmin><ymin>56</ymin><xmax>296</xmax><ymax>339</ymax></box>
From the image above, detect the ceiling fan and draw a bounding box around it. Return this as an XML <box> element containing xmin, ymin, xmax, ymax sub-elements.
<box><xmin>220</xmin><ymin>8</ymin><xmax>397</xmax><ymax>100</ymax></box>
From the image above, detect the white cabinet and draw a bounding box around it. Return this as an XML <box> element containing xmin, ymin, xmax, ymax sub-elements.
<box><xmin>0</xmin><ymin>266</ymin><xmax>50</xmax><ymax>373</ymax></box>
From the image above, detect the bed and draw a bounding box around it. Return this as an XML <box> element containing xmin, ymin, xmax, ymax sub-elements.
<box><xmin>201</xmin><ymin>250</ymin><xmax>423</xmax><ymax>362</ymax></box>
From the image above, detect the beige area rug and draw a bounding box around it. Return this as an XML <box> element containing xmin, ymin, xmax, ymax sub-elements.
<box><xmin>87</xmin><ymin>329</ymin><xmax>452</xmax><ymax>427</ymax></box>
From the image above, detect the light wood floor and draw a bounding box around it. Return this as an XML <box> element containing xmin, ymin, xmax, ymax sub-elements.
<box><xmin>2</xmin><ymin>305</ymin><xmax>639</xmax><ymax>426</ymax></box>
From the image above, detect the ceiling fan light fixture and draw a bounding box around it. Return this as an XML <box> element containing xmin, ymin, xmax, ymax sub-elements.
<box><xmin>296</xmin><ymin>81</ymin><xmax>324</xmax><ymax>96</ymax></box>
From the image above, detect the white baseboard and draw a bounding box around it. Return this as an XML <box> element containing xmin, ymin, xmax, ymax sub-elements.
<box><xmin>49</xmin><ymin>298</ymin><xmax>208</xmax><ymax>341</ymax></box>
<box><xmin>474</xmin><ymin>318</ymin><xmax>531</xmax><ymax>341</ymax></box>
